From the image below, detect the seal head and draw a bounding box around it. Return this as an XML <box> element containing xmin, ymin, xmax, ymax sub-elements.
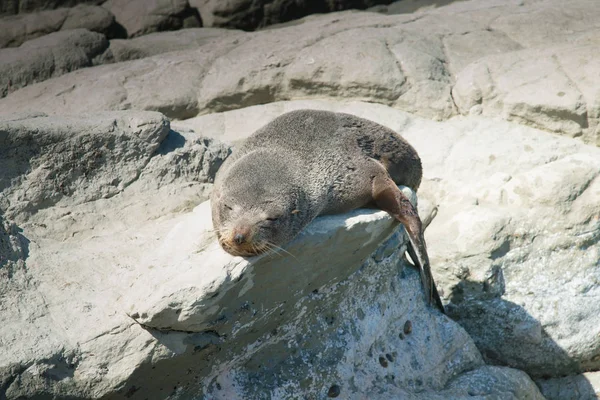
<box><xmin>211</xmin><ymin>149</ymin><xmax>310</xmax><ymax>257</ymax></box>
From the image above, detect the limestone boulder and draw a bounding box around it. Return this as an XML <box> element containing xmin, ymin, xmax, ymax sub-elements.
<box><xmin>177</xmin><ymin>99</ymin><xmax>600</xmax><ymax>395</ymax></box>
<box><xmin>0</xmin><ymin>29</ymin><xmax>108</xmax><ymax>98</ymax></box>
<box><xmin>0</xmin><ymin>4</ymin><xmax>119</xmax><ymax>48</ymax></box>
<box><xmin>98</xmin><ymin>27</ymin><xmax>243</xmax><ymax>64</ymax></box>
<box><xmin>537</xmin><ymin>371</ymin><xmax>600</xmax><ymax>400</ymax></box>
<box><xmin>102</xmin><ymin>0</ymin><xmax>201</xmax><ymax>38</ymax></box>
<box><xmin>0</xmin><ymin>0</ymin><xmax>103</xmax><ymax>16</ymax></box>
<box><xmin>0</xmin><ymin>11</ymin><xmax>457</xmax><ymax>120</ymax></box>
<box><xmin>190</xmin><ymin>0</ymin><xmax>394</xmax><ymax>30</ymax></box>
<box><xmin>2</xmin><ymin>0</ymin><xmax>599</xmax><ymax>146</ymax></box>
<box><xmin>0</xmin><ymin>104</ymin><xmax>548</xmax><ymax>399</ymax></box>
<box><xmin>452</xmin><ymin>44</ymin><xmax>600</xmax><ymax>145</ymax></box>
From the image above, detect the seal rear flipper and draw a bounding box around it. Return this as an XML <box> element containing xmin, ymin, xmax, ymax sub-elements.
<box><xmin>372</xmin><ymin>176</ymin><xmax>445</xmax><ymax>314</ymax></box>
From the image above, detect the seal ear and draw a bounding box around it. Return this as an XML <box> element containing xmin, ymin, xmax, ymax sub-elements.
<box><xmin>372</xmin><ymin>175</ymin><xmax>445</xmax><ymax>314</ymax></box>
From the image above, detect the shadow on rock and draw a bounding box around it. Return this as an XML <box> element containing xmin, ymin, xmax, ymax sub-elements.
<box><xmin>156</xmin><ymin>130</ymin><xmax>187</xmax><ymax>155</ymax></box>
<box><xmin>0</xmin><ymin>213</ymin><xmax>30</xmax><ymax>268</ymax></box>
<box><xmin>447</xmin><ymin>277</ymin><xmax>598</xmax><ymax>399</ymax></box>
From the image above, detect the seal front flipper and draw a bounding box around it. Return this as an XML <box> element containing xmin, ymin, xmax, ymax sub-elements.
<box><xmin>372</xmin><ymin>175</ymin><xmax>445</xmax><ymax>314</ymax></box>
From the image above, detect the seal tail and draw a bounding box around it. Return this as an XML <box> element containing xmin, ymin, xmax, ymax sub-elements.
<box><xmin>372</xmin><ymin>176</ymin><xmax>445</xmax><ymax>314</ymax></box>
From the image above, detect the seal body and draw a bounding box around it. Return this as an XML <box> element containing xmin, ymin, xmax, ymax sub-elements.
<box><xmin>211</xmin><ymin>109</ymin><xmax>444</xmax><ymax>312</ymax></box>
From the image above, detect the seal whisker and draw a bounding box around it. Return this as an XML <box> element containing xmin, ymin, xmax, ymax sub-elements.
<box><xmin>264</xmin><ymin>241</ymin><xmax>298</xmax><ymax>261</ymax></box>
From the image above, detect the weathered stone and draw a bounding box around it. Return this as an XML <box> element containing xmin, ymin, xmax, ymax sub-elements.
<box><xmin>190</xmin><ymin>0</ymin><xmax>394</xmax><ymax>30</ymax></box>
<box><xmin>102</xmin><ymin>0</ymin><xmax>201</xmax><ymax>38</ymax></box>
<box><xmin>452</xmin><ymin>44</ymin><xmax>598</xmax><ymax>143</ymax></box>
<box><xmin>0</xmin><ymin>0</ymin><xmax>103</xmax><ymax>16</ymax></box>
<box><xmin>537</xmin><ymin>371</ymin><xmax>600</xmax><ymax>400</ymax></box>
<box><xmin>98</xmin><ymin>27</ymin><xmax>243</xmax><ymax>64</ymax></box>
<box><xmin>0</xmin><ymin>103</ymin><xmax>549</xmax><ymax>399</ymax></box>
<box><xmin>0</xmin><ymin>4</ymin><xmax>118</xmax><ymax>48</ymax></box>
<box><xmin>0</xmin><ymin>29</ymin><xmax>108</xmax><ymax>98</ymax></box>
<box><xmin>175</xmin><ymin>99</ymin><xmax>600</xmax><ymax>384</ymax></box>
<box><xmin>0</xmin><ymin>111</ymin><xmax>169</xmax><ymax>220</ymax></box>
<box><xmin>1</xmin><ymin>0</ymin><xmax>600</xmax><ymax>145</ymax></box>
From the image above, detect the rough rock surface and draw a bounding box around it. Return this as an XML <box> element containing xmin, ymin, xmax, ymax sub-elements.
<box><xmin>98</xmin><ymin>28</ymin><xmax>243</xmax><ymax>64</ymax></box>
<box><xmin>0</xmin><ymin>29</ymin><xmax>108</xmax><ymax>98</ymax></box>
<box><xmin>537</xmin><ymin>371</ymin><xmax>600</xmax><ymax>400</ymax></box>
<box><xmin>190</xmin><ymin>0</ymin><xmax>394</xmax><ymax>30</ymax></box>
<box><xmin>2</xmin><ymin>0</ymin><xmax>599</xmax><ymax>146</ymax></box>
<box><xmin>102</xmin><ymin>0</ymin><xmax>201</xmax><ymax>38</ymax></box>
<box><xmin>0</xmin><ymin>0</ymin><xmax>103</xmax><ymax>16</ymax></box>
<box><xmin>0</xmin><ymin>108</ymin><xmax>544</xmax><ymax>398</ymax></box>
<box><xmin>0</xmin><ymin>4</ymin><xmax>118</xmax><ymax>48</ymax></box>
<box><xmin>176</xmin><ymin>98</ymin><xmax>600</xmax><ymax>395</ymax></box>
<box><xmin>1</xmin><ymin>0</ymin><xmax>600</xmax><ymax>398</ymax></box>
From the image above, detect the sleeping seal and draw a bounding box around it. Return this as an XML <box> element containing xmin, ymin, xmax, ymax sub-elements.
<box><xmin>211</xmin><ymin>109</ymin><xmax>444</xmax><ymax>312</ymax></box>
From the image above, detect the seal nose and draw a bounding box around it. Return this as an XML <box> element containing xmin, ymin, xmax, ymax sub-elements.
<box><xmin>234</xmin><ymin>233</ymin><xmax>245</xmax><ymax>244</ymax></box>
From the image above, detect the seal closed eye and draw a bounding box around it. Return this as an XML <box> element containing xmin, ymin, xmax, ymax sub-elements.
<box><xmin>211</xmin><ymin>109</ymin><xmax>445</xmax><ymax>313</ymax></box>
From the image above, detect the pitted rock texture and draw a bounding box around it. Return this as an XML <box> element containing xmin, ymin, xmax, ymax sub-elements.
<box><xmin>2</xmin><ymin>0</ymin><xmax>599</xmax><ymax>146</ymax></box>
<box><xmin>0</xmin><ymin>111</ymin><xmax>230</xmax><ymax>398</ymax></box>
<box><xmin>0</xmin><ymin>4</ymin><xmax>118</xmax><ymax>48</ymax></box>
<box><xmin>0</xmin><ymin>29</ymin><xmax>109</xmax><ymax>98</ymax></box>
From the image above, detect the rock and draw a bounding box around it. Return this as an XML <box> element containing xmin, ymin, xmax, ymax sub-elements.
<box><xmin>0</xmin><ymin>0</ymin><xmax>103</xmax><ymax>16</ymax></box>
<box><xmin>0</xmin><ymin>103</ymin><xmax>547</xmax><ymax>399</ymax></box>
<box><xmin>191</xmin><ymin>0</ymin><xmax>394</xmax><ymax>30</ymax></box>
<box><xmin>98</xmin><ymin>27</ymin><xmax>243</xmax><ymax>64</ymax></box>
<box><xmin>1</xmin><ymin>0</ymin><xmax>599</xmax><ymax>146</ymax></box>
<box><xmin>0</xmin><ymin>0</ymin><xmax>600</xmax><ymax>144</ymax></box>
<box><xmin>0</xmin><ymin>4</ymin><xmax>119</xmax><ymax>48</ymax></box>
<box><xmin>536</xmin><ymin>371</ymin><xmax>600</xmax><ymax>400</ymax></box>
<box><xmin>174</xmin><ymin>99</ymin><xmax>600</xmax><ymax>385</ymax></box>
<box><xmin>0</xmin><ymin>111</ymin><xmax>169</xmax><ymax>220</ymax></box>
<box><xmin>0</xmin><ymin>111</ymin><xmax>231</xmax><ymax>398</ymax></box>
<box><xmin>102</xmin><ymin>0</ymin><xmax>201</xmax><ymax>38</ymax></box>
<box><xmin>452</xmin><ymin>44</ymin><xmax>599</xmax><ymax>143</ymax></box>
<box><xmin>0</xmin><ymin>29</ymin><xmax>108</xmax><ymax>98</ymax></box>
<box><xmin>0</xmin><ymin>11</ymin><xmax>457</xmax><ymax>120</ymax></box>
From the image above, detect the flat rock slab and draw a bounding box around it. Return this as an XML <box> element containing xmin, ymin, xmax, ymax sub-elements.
<box><xmin>99</xmin><ymin>27</ymin><xmax>243</xmax><ymax>63</ymax></box>
<box><xmin>0</xmin><ymin>29</ymin><xmax>108</xmax><ymax>98</ymax></box>
<box><xmin>0</xmin><ymin>4</ymin><xmax>118</xmax><ymax>48</ymax></box>
<box><xmin>2</xmin><ymin>0</ymin><xmax>599</xmax><ymax>145</ymax></box>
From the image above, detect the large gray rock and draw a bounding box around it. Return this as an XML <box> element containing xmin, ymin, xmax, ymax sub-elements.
<box><xmin>0</xmin><ymin>0</ymin><xmax>103</xmax><ymax>16</ymax></box>
<box><xmin>1</xmin><ymin>0</ymin><xmax>599</xmax><ymax>146</ymax></box>
<box><xmin>0</xmin><ymin>105</ymin><xmax>548</xmax><ymax>400</ymax></box>
<box><xmin>537</xmin><ymin>371</ymin><xmax>600</xmax><ymax>400</ymax></box>
<box><xmin>452</xmin><ymin>42</ymin><xmax>600</xmax><ymax>145</ymax></box>
<box><xmin>102</xmin><ymin>0</ymin><xmax>201</xmax><ymax>38</ymax></box>
<box><xmin>190</xmin><ymin>0</ymin><xmax>394</xmax><ymax>30</ymax></box>
<box><xmin>0</xmin><ymin>4</ymin><xmax>119</xmax><ymax>48</ymax></box>
<box><xmin>98</xmin><ymin>27</ymin><xmax>243</xmax><ymax>64</ymax></box>
<box><xmin>177</xmin><ymin>99</ymin><xmax>600</xmax><ymax>391</ymax></box>
<box><xmin>0</xmin><ymin>29</ymin><xmax>108</xmax><ymax>98</ymax></box>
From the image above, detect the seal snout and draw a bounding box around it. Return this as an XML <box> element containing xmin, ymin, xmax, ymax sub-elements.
<box><xmin>234</xmin><ymin>233</ymin><xmax>245</xmax><ymax>244</ymax></box>
<box><xmin>218</xmin><ymin>224</ymin><xmax>263</xmax><ymax>257</ymax></box>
